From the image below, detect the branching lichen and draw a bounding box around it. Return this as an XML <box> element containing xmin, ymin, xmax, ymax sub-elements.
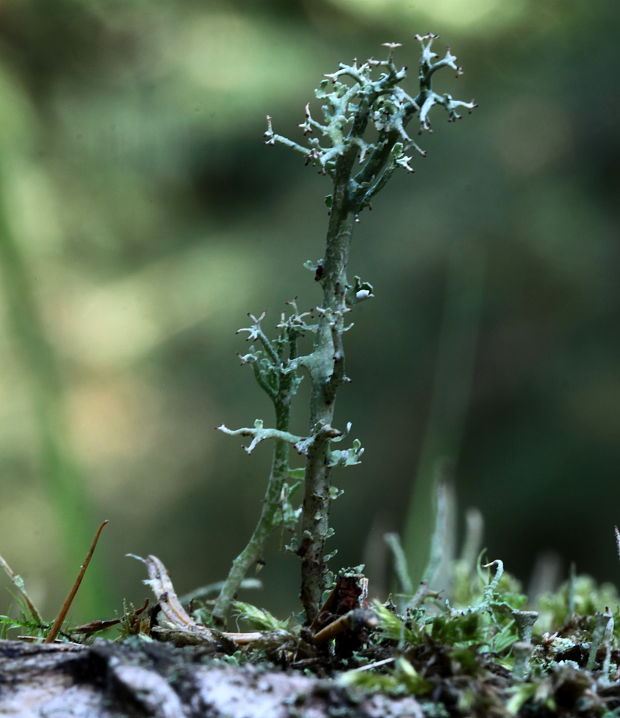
<box><xmin>214</xmin><ymin>33</ymin><xmax>476</xmax><ymax>625</ymax></box>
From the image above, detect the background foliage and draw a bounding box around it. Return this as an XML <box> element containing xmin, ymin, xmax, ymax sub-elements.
<box><xmin>0</xmin><ymin>0</ymin><xmax>618</xmax><ymax>623</ymax></box>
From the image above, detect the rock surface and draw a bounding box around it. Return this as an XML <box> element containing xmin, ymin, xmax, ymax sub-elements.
<box><xmin>0</xmin><ymin>639</ymin><xmax>424</xmax><ymax>717</ymax></box>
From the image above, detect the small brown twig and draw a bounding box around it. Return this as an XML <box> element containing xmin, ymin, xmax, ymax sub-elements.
<box><xmin>312</xmin><ymin>608</ymin><xmax>378</xmax><ymax>644</ymax></box>
<box><xmin>70</xmin><ymin>617</ymin><xmax>121</xmax><ymax>635</ymax></box>
<box><xmin>71</xmin><ymin>598</ymin><xmax>150</xmax><ymax>637</ymax></box>
<box><xmin>44</xmin><ymin>520</ymin><xmax>109</xmax><ymax>644</ymax></box>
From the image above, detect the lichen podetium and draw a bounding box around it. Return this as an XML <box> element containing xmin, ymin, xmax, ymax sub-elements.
<box><xmin>214</xmin><ymin>34</ymin><xmax>476</xmax><ymax>626</ymax></box>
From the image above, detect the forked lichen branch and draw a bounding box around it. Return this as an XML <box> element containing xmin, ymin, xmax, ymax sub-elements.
<box><xmin>215</xmin><ymin>34</ymin><xmax>475</xmax><ymax>625</ymax></box>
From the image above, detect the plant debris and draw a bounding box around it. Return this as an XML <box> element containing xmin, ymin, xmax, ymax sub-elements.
<box><xmin>111</xmin><ymin>552</ymin><xmax>620</xmax><ymax>716</ymax></box>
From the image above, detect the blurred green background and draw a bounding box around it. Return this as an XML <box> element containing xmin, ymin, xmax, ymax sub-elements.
<box><xmin>0</xmin><ymin>0</ymin><xmax>618</xmax><ymax>624</ymax></box>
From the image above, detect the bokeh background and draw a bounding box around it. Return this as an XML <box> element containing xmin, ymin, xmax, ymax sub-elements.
<box><xmin>0</xmin><ymin>0</ymin><xmax>618</xmax><ymax>624</ymax></box>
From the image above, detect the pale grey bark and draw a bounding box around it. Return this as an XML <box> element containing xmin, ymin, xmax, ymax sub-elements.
<box><xmin>0</xmin><ymin>639</ymin><xmax>425</xmax><ymax>718</ymax></box>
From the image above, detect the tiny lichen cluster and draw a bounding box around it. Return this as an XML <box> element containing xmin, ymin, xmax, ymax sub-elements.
<box><xmin>338</xmin><ymin>555</ymin><xmax>620</xmax><ymax>717</ymax></box>
<box><xmin>214</xmin><ymin>34</ymin><xmax>476</xmax><ymax>626</ymax></box>
<box><xmin>264</xmin><ymin>33</ymin><xmax>476</xmax><ymax>210</ymax></box>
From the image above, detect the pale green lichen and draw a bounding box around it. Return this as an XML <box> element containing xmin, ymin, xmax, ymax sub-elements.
<box><xmin>215</xmin><ymin>34</ymin><xmax>476</xmax><ymax>625</ymax></box>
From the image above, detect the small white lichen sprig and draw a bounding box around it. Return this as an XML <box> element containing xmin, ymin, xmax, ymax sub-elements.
<box><xmin>212</xmin><ymin>304</ymin><xmax>310</xmax><ymax>625</ymax></box>
<box><xmin>215</xmin><ymin>35</ymin><xmax>475</xmax><ymax>626</ymax></box>
<box><xmin>263</xmin><ymin>33</ymin><xmax>476</xmax><ymax>214</ymax></box>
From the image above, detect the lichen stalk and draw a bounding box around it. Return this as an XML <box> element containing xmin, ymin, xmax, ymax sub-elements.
<box><xmin>217</xmin><ymin>34</ymin><xmax>475</xmax><ymax>626</ymax></box>
<box><xmin>299</xmin><ymin>196</ymin><xmax>355</xmax><ymax>622</ymax></box>
<box><xmin>212</xmin><ymin>431</ymin><xmax>290</xmax><ymax>625</ymax></box>
<box><xmin>213</xmin><ymin>317</ymin><xmax>302</xmax><ymax>624</ymax></box>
